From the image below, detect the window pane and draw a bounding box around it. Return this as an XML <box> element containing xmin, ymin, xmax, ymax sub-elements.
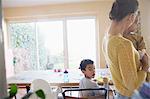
<box><xmin>37</xmin><ymin>21</ymin><xmax>64</xmax><ymax>70</ymax></box>
<box><xmin>8</xmin><ymin>23</ymin><xmax>37</xmax><ymax>71</ymax></box>
<box><xmin>67</xmin><ymin>18</ymin><xmax>96</xmax><ymax>69</ymax></box>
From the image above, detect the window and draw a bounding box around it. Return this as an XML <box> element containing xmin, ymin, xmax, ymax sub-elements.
<box><xmin>8</xmin><ymin>17</ymin><xmax>97</xmax><ymax>71</ymax></box>
<box><xmin>8</xmin><ymin>23</ymin><xmax>37</xmax><ymax>70</ymax></box>
<box><xmin>67</xmin><ymin>19</ymin><xmax>96</xmax><ymax>69</ymax></box>
<box><xmin>37</xmin><ymin>21</ymin><xmax>64</xmax><ymax>69</ymax></box>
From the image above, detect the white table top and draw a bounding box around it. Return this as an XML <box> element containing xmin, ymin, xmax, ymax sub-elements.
<box><xmin>7</xmin><ymin>69</ymin><xmax>111</xmax><ymax>87</ymax></box>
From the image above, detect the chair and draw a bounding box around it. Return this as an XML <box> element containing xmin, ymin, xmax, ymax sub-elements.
<box><xmin>62</xmin><ymin>87</ymin><xmax>108</xmax><ymax>99</ymax></box>
<box><xmin>29</xmin><ymin>79</ymin><xmax>59</xmax><ymax>99</ymax></box>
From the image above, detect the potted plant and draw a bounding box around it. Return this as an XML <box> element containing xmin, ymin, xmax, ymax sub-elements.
<box><xmin>5</xmin><ymin>84</ymin><xmax>45</xmax><ymax>99</ymax></box>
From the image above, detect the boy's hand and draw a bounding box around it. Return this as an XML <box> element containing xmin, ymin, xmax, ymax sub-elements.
<box><xmin>142</xmin><ymin>66</ymin><xmax>150</xmax><ymax>72</ymax></box>
<box><xmin>140</xmin><ymin>53</ymin><xmax>149</xmax><ymax>72</ymax></box>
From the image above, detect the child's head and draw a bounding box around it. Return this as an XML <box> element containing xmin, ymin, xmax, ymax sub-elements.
<box><xmin>127</xmin><ymin>13</ymin><xmax>139</xmax><ymax>33</ymax></box>
<box><xmin>79</xmin><ymin>59</ymin><xmax>95</xmax><ymax>79</ymax></box>
<box><xmin>123</xmin><ymin>11</ymin><xmax>140</xmax><ymax>35</ymax></box>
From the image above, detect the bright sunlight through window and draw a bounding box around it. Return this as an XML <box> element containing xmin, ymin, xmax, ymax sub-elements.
<box><xmin>8</xmin><ymin>17</ymin><xmax>97</xmax><ymax>71</ymax></box>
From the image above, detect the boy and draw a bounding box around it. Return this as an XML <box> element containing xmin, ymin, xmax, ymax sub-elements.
<box><xmin>123</xmin><ymin>14</ymin><xmax>150</xmax><ymax>81</ymax></box>
<box><xmin>79</xmin><ymin>59</ymin><xmax>105</xmax><ymax>97</ymax></box>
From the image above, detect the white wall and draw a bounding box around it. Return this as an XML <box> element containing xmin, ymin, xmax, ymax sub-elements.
<box><xmin>0</xmin><ymin>29</ymin><xmax>7</xmax><ymax>98</ymax></box>
<box><xmin>139</xmin><ymin>0</ymin><xmax>150</xmax><ymax>54</ymax></box>
<box><xmin>0</xmin><ymin>0</ymin><xmax>7</xmax><ymax>98</ymax></box>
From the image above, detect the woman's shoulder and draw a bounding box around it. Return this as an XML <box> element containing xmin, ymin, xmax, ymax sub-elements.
<box><xmin>108</xmin><ymin>35</ymin><xmax>132</xmax><ymax>46</ymax></box>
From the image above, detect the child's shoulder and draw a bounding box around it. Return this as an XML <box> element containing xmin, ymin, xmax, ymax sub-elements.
<box><xmin>130</xmin><ymin>32</ymin><xmax>144</xmax><ymax>39</ymax></box>
<box><xmin>80</xmin><ymin>77</ymin><xmax>98</xmax><ymax>86</ymax></box>
<box><xmin>80</xmin><ymin>77</ymin><xmax>91</xmax><ymax>83</ymax></box>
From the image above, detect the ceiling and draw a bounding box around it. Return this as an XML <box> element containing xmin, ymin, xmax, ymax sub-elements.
<box><xmin>2</xmin><ymin>0</ymin><xmax>112</xmax><ymax>8</ymax></box>
<box><xmin>2</xmin><ymin>0</ymin><xmax>110</xmax><ymax>8</ymax></box>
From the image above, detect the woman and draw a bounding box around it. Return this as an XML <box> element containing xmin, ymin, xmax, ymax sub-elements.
<box><xmin>103</xmin><ymin>0</ymin><xmax>146</xmax><ymax>98</ymax></box>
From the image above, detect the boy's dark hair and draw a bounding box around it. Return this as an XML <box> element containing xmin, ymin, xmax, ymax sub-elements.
<box><xmin>109</xmin><ymin>0</ymin><xmax>139</xmax><ymax>21</ymax></box>
<box><xmin>79</xmin><ymin>59</ymin><xmax>94</xmax><ymax>70</ymax></box>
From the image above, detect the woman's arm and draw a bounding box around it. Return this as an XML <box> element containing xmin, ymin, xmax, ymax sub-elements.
<box><xmin>117</xmin><ymin>41</ymin><xmax>139</xmax><ymax>91</ymax></box>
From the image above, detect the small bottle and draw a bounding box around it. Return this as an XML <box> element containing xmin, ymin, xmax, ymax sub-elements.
<box><xmin>63</xmin><ymin>70</ymin><xmax>69</xmax><ymax>82</ymax></box>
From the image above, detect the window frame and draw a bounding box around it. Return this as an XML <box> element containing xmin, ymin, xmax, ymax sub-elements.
<box><xmin>6</xmin><ymin>16</ymin><xmax>100</xmax><ymax>69</ymax></box>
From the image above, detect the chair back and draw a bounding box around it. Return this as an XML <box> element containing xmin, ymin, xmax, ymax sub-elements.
<box><xmin>29</xmin><ymin>79</ymin><xmax>58</xmax><ymax>99</ymax></box>
<box><xmin>62</xmin><ymin>87</ymin><xmax>108</xmax><ymax>99</ymax></box>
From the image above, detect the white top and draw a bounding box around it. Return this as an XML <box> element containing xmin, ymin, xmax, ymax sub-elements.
<box><xmin>79</xmin><ymin>77</ymin><xmax>105</xmax><ymax>97</ymax></box>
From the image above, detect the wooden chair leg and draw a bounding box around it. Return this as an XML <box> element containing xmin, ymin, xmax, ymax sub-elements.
<box><xmin>15</xmin><ymin>95</ymin><xmax>17</xmax><ymax>99</ymax></box>
<box><xmin>26</xmin><ymin>86</ymin><xmax>30</xmax><ymax>93</ymax></box>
